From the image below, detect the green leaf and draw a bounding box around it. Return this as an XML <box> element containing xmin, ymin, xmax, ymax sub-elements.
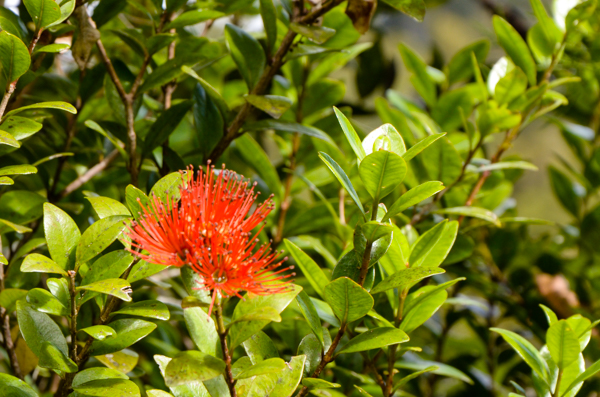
<box><xmin>0</xmin><ymin>31</ymin><xmax>30</xmax><ymax>84</ymax></box>
<box><xmin>182</xmin><ymin>66</ymin><xmax>230</xmax><ymax>119</ymax></box>
<box><xmin>547</xmin><ymin>320</ymin><xmax>581</xmax><ymax>369</ymax></box>
<box><xmin>302</xmin><ymin>378</ymin><xmax>341</xmax><ymax>389</ymax></box>
<box><xmin>165</xmin><ymin>351</ymin><xmax>226</xmax><ymax>386</ymax></box>
<box><xmin>392</xmin><ymin>366</ymin><xmax>438</xmax><ymax>392</ymax></box>
<box><xmin>244</xmin><ymin>355</ymin><xmax>306</xmax><ymax>396</ymax></box>
<box><xmin>39</xmin><ymin>341</ymin><xmax>78</xmax><ymax>373</ymax></box>
<box><xmin>0</xmin><ymin>373</ymin><xmax>38</xmax><ymax>397</ymax></box>
<box><xmin>409</xmin><ymin>220</ymin><xmax>458</xmax><ymax>268</ymax></box>
<box><xmin>0</xmin><ymin>176</ymin><xmax>13</xmax><ymax>185</ymax></box>
<box><xmin>82</xmin><ymin>250</ymin><xmax>135</xmax><ymax>286</ymax></box>
<box><xmin>319</xmin><ymin>152</ymin><xmax>365</xmax><ymax>215</ymax></box>
<box><xmin>259</xmin><ymin>0</ymin><xmax>277</xmax><ymax>53</ymax></box>
<box><xmin>73</xmin><ymin>379</ymin><xmax>141</xmax><ymax>396</ymax></box>
<box><xmin>90</xmin><ymin>319</ymin><xmax>157</xmax><ymax>356</ymax></box>
<box><xmin>0</xmin><ymin>164</ymin><xmax>36</xmax><ymax>176</ymax></box>
<box><xmin>35</xmin><ymin>43</ymin><xmax>69</xmax><ymax>53</ymax></box>
<box><xmin>142</xmin><ymin>100</ymin><xmax>194</xmax><ymax>156</ymax></box>
<box><xmin>77</xmin><ymin>278</ymin><xmax>133</xmax><ymax>302</ymax></box>
<box><xmin>395</xmin><ymin>359</ymin><xmax>473</xmax><ymax>385</ymax></box>
<box><xmin>359</xmin><ymin>150</ymin><xmax>407</xmax><ymax>202</ymax></box>
<box><xmin>380</xmin><ymin>0</ymin><xmax>425</xmax><ymax>21</ymax></box>
<box><xmin>493</xmin><ymin>16</ymin><xmax>537</xmax><ymax>85</ymax></box>
<box><xmin>229</xmin><ymin>284</ymin><xmax>301</xmax><ymax>348</ymax></box>
<box><xmin>383</xmin><ymin>181</ymin><xmax>444</xmax><ymax>222</ymax></box>
<box><xmin>244</xmin><ymin>119</ymin><xmax>333</xmax><ymax>143</ymax></box>
<box><xmin>0</xmin><ymin>218</ymin><xmax>32</xmax><ymax>233</ymax></box>
<box><xmin>225</xmin><ymin>24</ymin><xmax>265</xmax><ymax>90</ymax></box>
<box><xmin>21</xmin><ymin>253</ymin><xmax>67</xmax><ymax>276</ymax></box>
<box><xmin>184</xmin><ymin>306</ymin><xmax>220</xmax><ymax>357</ymax></box>
<box><xmin>333</xmin><ymin>107</ymin><xmax>366</xmax><ymax>161</ymax></box>
<box><xmin>549</xmin><ymin>166</ymin><xmax>580</xmax><ymax>217</ymax></box>
<box><xmin>81</xmin><ymin>325</ymin><xmax>117</xmax><ymax>340</ymax></box>
<box><xmin>87</xmin><ymin>196</ymin><xmax>131</xmax><ymax>219</ymax></box>
<box><xmin>26</xmin><ymin>288</ymin><xmax>68</xmax><ymax>316</ymax></box>
<box><xmin>361</xmin><ymin>221</ymin><xmax>393</xmax><ymax>243</ymax></box>
<box><xmin>234</xmin><ymin>357</ymin><xmax>286</xmax><ymax>379</ymax></box>
<box><xmin>295</xmin><ymin>290</ymin><xmax>324</xmax><ymax>346</ymax></box>
<box><xmin>4</xmin><ymin>101</ymin><xmax>77</xmax><ymax>118</ymax></box>
<box><xmin>491</xmin><ymin>328</ymin><xmax>551</xmax><ymax>385</ymax></box>
<box><xmin>561</xmin><ymin>359</ymin><xmax>600</xmax><ymax>397</ymax></box>
<box><xmin>165</xmin><ymin>10</ymin><xmax>224</xmax><ymax>29</ymax></box>
<box><xmin>147</xmin><ymin>390</ymin><xmax>174</xmax><ymax>397</ymax></box>
<box><xmin>112</xmin><ymin>300</ymin><xmax>170</xmax><ymax>321</ymax></box>
<box><xmin>289</xmin><ymin>22</ymin><xmax>336</xmax><ymax>44</ymax></box>
<box><xmin>193</xmin><ymin>83</ymin><xmax>224</xmax><ymax>159</ymax></box>
<box><xmin>0</xmin><ymin>130</ymin><xmax>20</xmax><ymax>147</ymax></box>
<box><xmin>403</xmin><ymin>278</ymin><xmax>465</xmax><ymax>315</ymax></box>
<box><xmin>371</xmin><ymin>267</ymin><xmax>445</xmax><ymax>294</ymax></box>
<box><xmin>244</xmin><ymin>95</ymin><xmax>292</xmax><ymax>119</ymax></box>
<box><xmin>338</xmin><ymin>327</ymin><xmax>409</xmax><ymax>354</ymax></box>
<box><xmin>323</xmin><ymin>277</ymin><xmax>373</xmax><ymax>323</ymax></box>
<box><xmin>243</xmin><ymin>331</ymin><xmax>279</xmax><ymax>364</ymax></box>
<box><xmin>16</xmin><ymin>301</ymin><xmax>69</xmax><ymax>365</ymax></box>
<box><xmin>0</xmin><ymin>288</ymin><xmax>27</xmax><ymax>313</ymax></box>
<box><xmin>76</xmin><ymin>215</ymin><xmax>130</xmax><ymax>265</ymax></box>
<box><xmin>420</xmin><ymin>136</ymin><xmax>462</xmax><ymax>185</ymax></box>
<box><xmin>23</xmin><ymin>0</ymin><xmax>61</xmax><ymax>30</ymax></box>
<box><xmin>540</xmin><ymin>304</ymin><xmax>558</xmax><ymax>326</ymax></box>
<box><xmin>73</xmin><ymin>367</ymin><xmax>128</xmax><ymax>387</ymax></box>
<box><xmin>447</xmin><ymin>39</ymin><xmax>490</xmax><ymax>84</ymax></box>
<box><xmin>0</xmin><ymin>117</ymin><xmax>40</xmax><ymax>140</ymax></box>
<box><xmin>228</xmin><ymin>306</ymin><xmax>282</xmax><ymax>326</ymax></box>
<box><xmin>298</xmin><ymin>333</ymin><xmax>321</xmax><ymax>376</ymax></box>
<box><xmin>362</xmin><ymin>123</ymin><xmax>406</xmax><ymax>157</ymax></box>
<box><xmin>434</xmin><ymin>207</ymin><xmax>501</xmax><ymax>227</ymax></box>
<box><xmin>471</xmin><ymin>161</ymin><xmax>538</xmax><ymax>173</ymax></box>
<box><xmin>284</xmin><ymin>239</ymin><xmax>329</xmax><ymax>298</ymax></box>
<box><xmin>399</xmin><ymin>43</ymin><xmax>436</xmax><ymax>106</ymax></box>
<box><xmin>235</xmin><ymin>133</ymin><xmax>283</xmax><ymax>197</ymax></box>
<box><xmin>531</xmin><ymin>0</ymin><xmax>562</xmax><ymax>50</ymax></box>
<box><xmin>400</xmin><ymin>286</ymin><xmax>447</xmax><ymax>333</ymax></box>
<box><xmin>44</xmin><ymin>203</ymin><xmax>80</xmax><ymax>271</ymax></box>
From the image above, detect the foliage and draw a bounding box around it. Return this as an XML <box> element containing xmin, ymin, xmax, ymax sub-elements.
<box><xmin>0</xmin><ymin>0</ymin><xmax>600</xmax><ymax>396</ymax></box>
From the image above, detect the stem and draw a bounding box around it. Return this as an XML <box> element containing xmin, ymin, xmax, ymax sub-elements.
<box><xmin>207</xmin><ymin>0</ymin><xmax>343</xmax><ymax>161</ymax></box>
<box><xmin>0</xmin><ymin>81</ymin><xmax>16</xmax><ymax>121</ymax></box>
<box><xmin>385</xmin><ymin>288</ymin><xmax>408</xmax><ymax>396</ymax></box>
<box><xmin>58</xmin><ymin>148</ymin><xmax>121</xmax><ymax>198</ymax></box>
<box><xmin>554</xmin><ymin>370</ymin><xmax>563</xmax><ymax>397</ymax></box>
<box><xmin>0</xmin><ymin>238</ymin><xmax>22</xmax><ymax>379</ymax></box>
<box><xmin>67</xmin><ymin>271</ymin><xmax>78</xmax><ymax>361</ymax></box>
<box><xmin>214</xmin><ymin>298</ymin><xmax>237</xmax><ymax>397</ymax></box>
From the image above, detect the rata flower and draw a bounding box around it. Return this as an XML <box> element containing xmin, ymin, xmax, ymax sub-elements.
<box><xmin>126</xmin><ymin>163</ymin><xmax>293</xmax><ymax>314</ymax></box>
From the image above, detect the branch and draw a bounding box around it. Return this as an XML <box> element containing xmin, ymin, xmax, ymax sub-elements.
<box><xmin>59</xmin><ymin>148</ymin><xmax>120</xmax><ymax>198</ymax></box>
<box><xmin>208</xmin><ymin>0</ymin><xmax>344</xmax><ymax>160</ymax></box>
<box><xmin>215</xmin><ymin>299</ymin><xmax>237</xmax><ymax>397</ymax></box>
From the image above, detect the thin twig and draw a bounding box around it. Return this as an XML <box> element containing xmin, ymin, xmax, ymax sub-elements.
<box><xmin>59</xmin><ymin>148</ymin><xmax>120</xmax><ymax>198</ymax></box>
<box><xmin>215</xmin><ymin>299</ymin><xmax>237</xmax><ymax>397</ymax></box>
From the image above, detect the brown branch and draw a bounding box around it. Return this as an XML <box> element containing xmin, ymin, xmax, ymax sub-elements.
<box><xmin>0</xmin><ymin>81</ymin><xmax>16</xmax><ymax>121</ymax></box>
<box><xmin>207</xmin><ymin>0</ymin><xmax>344</xmax><ymax>161</ymax></box>
<box><xmin>1</xmin><ymin>308</ymin><xmax>22</xmax><ymax>379</ymax></box>
<box><xmin>215</xmin><ymin>299</ymin><xmax>237</xmax><ymax>397</ymax></box>
<box><xmin>59</xmin><ymin>148</ymin><xmax>120</xmax><ymax>198</ymax></box>
<box><xmin>67</xmin><ymin>271</ymin><xmax>78</xmax><ymax>361</ymax></box>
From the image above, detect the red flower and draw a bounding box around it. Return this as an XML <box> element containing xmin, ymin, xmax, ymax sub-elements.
<box><xmin>126</xmin><ymin>164</ymin><xmax>293</xmax><ymax>314</ymax></box>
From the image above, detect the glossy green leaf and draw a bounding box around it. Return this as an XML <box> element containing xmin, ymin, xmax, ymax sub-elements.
<box><xmin>361</xmin><ymin>221</ymin><xmax>393</xmax><ymax>242</ymax></box>
<box><xmin>21</xmin><ymin>253</ymin><xmax>67</xmax><ymax>276</ymax></box>
<box><xmin>383</xmin><ymin>181</ymin><xmax>444</xmax><ymax>222</ymax></box>
<box><xmin>447</xmin><ymin>39</ymin><xmax>490</xmax><ymax>84</ymax></box>
<box><xmin>491</xmin><ymin>328</ymin><xmax>550</xmax><ymax>385</ymax></box>
<box><xmin>338</xmin><ymin>327</ymin><xmax>409</xmax><ymax>354</ymax></box>
<box><xmin>90</xmin><ymin>319</ymin><xmax>157</xmax><ymax>356</ymax></box>
<box><xmin>39</xmin><ymin>341</ymin><xmax>78</xmax><ymax>372</ymax></box>
<box><xmin>380</xmin><ymin>0</ymin><xmax>425</xmax><ymax>21</ymax></box>
<box><xmin>547</xmin><ymin>320</ymin><xmax>581</xmax><ymax>369</ymax></box>
<box><xmin>289</xmin><ymin>22</ymin><xmax>336</xmax><ymax>44</ymax></box>
<box><xmin>164</xmin><ymin>351</ymin><xmax>226</xmax><ymax>386</ymax></box>
<box><xmin>23</xmin><ymin>0</ymin><xmax>61</xmax><ymax>30</ymax></box>
<box><xmin>395</xmin><ymin>359</ymin><xmax>473</xmax><ymax>385</ymax></box>
<box><xmin>228</xmin><ymin>306</ymin><xmax>282</xmax><ymax>327</ymax></box>
<box><xmin>0</xmin><ymin>176</ymin><xmax>13</xmax><ymax>185</ymax></box>
<box><xmin>235</xmin><ymin>133</ymin><xmax>282</xmax><ymax>196</ymax></box>
<box><xmin>225</xmin><ymin>24</ymin><xmax>265</xmax><ymax>90</ymax></box>
<box><xmin>295</xmin><ymin>290</ymin><xmax>324</xmax><ymax>345</ymax></box>
<box><xmin>142</xmin><ymin>100</ymin><xmax>194</xmax><ymax>155</ymax></box>
<box><xmin>319</xmin><ymin>152</ymin><xmax>365</xmax><ymax>215</ymax></box>
<box><xmin>165</xmin><ymin>10</ymin><xmax>224</xmax><ymax>29</ymax></box>
<box><xmin>87</xmin><ymin>196</ymin><xmax>131</xmax><ymax>219</ymax></box>
<box><xmin>4</xmin><ymin>101</ymin><xmax>77</xmax><ymax>118</ymax></box>
<box><xmin>26</xmin><ymin>288</ymin><xmax>68</xmax><ymax>316</ymax></box>
<box><xmin>243</xmin><ymin>331</ymin><xmax>279</xmax><ymax>364</ymax></box>
<box><xmin>333</xmin><ymin>107</ymin><xmax>366</xmax><ymax>161</ymax></box>
<box><xmin>0</xmin><ymin>373</ymin><xmax>38</xmax><ymax>396</ymax></box>
<box><xmin>73</xmin><ymin>367</ymin><xmax>128</xmax><ymax>387</ymax></box>
<box><xmin>192</xmin><ymin>83</ymin><xmax>224</xmax><ymax>159</ymax></box>
<box><xmin>399</xmin><ymin>43</ymin><xmax>436</xmax><ymax>106</ymax></box>
<box><xmin>435</xmin><ymin>207</ymin><xmax>501</xmax><ymax>227</ymax></box>
<box><xmin>0</xmin><ymin>164</ymin><xmax>36</xmax><ymax>176</ymax></box>
<box><xmin>0</xmin><ymin>288</ymin><xmax>27</xmax><ymax>313</ymax></box>
<box><xmin>82</xmin><ymin>250</ymin><xmax>135</xmax><ymax>286</ymax></box>
<box><xmin>403</xmin><ymin>278</ymin><xmax>465</xmax><ymax>315</ymax></box>
<box><xmin>234</xmin><ymin>357</ymin><xmax>286</xmax><ymax>379</ymax></box>
<box><xmin>359</xmin><ymin>150</ymin><xmax>407</xmax><ymax>201</ymax></box>
<box><xmin>323</xmin><ymin>277</ymin><xmax>373</xmax><ymax>323</ymax></box>
<box><xmin>561</xmin><ymin>359</ymin><xmax>600</xmax><ymax>397</ymax></box>
<box><xmin>73</xmin><ymin>379</ymin><xmax>141</xmax><ymax>396</ymax></box>
<box><xmin>44</xmin><ymin>203</ymin><xmax>80</xmax><ymax>271</ymax></box>
<box><xmin>0</xmin><ymin>130</ymin><xmax>20</xmax><ymax>147</ymax></box>
<box><xmin>229</xmin><ymin>284</ymin><xmax>301</xmax><ymax>348</ymax></box>
<box><xmin>77</xmin><ymin>278</ymin><xmax>132</xmax><ymax>302</ymax></box>
<box><xmin>244</xmin><ymin>355</ymin><xmax>305</xmax><ymax>396</ymax></box>
<box><xmin>400</xmin><ymin>287</ymin><xmax>447</xmax><ymax>333</ymax></box>
<box><xmin>0</xmin><ymin>31</ymin><xmax>30</xmax><ymax>84</ymax></box>
<box><xmin>493</xmin><ymin>16</ymin><xmax>537</xmax><ymax>85</ymax></box>
<box><xmin>184</xmin><ymin>306</ymin><xmax>220</xmax><ymax>357</ymax></box>
<box><xmin>540</xmin><ymin>304</ymin><xmax>558</xmax><ymax>326</ymax></box>
<box><xmin>244</xmin><ymin>95</ymin><xmax>292</xmax><ymax>119</ymax></box>
<box><xmin>409</xmin><ymin>220</ymin><xmax>458</xmax><ymax>268</ymax></box>
<box><xmin>81</xmin><ymin>325</ymin><xmax>117</xmax><ymax>341</ymax></box>
<box><xmin>284</xmin><ymin>239</ymin><xmax>329</xmax><ymax>298</ymax></box>
<box><xmin>371</xmin><ymin>267</ymin><xmax>445</xmax><ymax>294</ymax></box>
<box><xmin>112</xmin><ymin>300</ymin><xmax>170</xmax><ymax>321</ymax></box>
<box><xmin>181</xmin><ymin>66</ymin><xmax>230</xmax><ymax>119</ymax></box>
<box><xmin>259</xmin><ymin>0</ymin><xmax>277</xmax><ymax>53</ymax></box>
<box><xmin>76</xmin><ymin>215</ymin><xmax>130</xmax><ymax>265</ymax></box>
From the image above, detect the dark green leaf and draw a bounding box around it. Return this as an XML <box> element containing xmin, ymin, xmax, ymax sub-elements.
<box><xmin>447</xmin><ymin>39</ymin><xmax>490</xmax><ymax>84</ymax></box>
<box><xmin>333</xmin><ymin>107</ymin><xmax>366</xmax><ymax>161</ymax></box>
<box><xmin>143</xmin><ymin>100</ymin><xmax>193</xmax><ymax>155</ymax></box>
<box><xmin>380</xmin><ymin>0</ymin><xmax>425</xmax><ymax>21</ymax></box>
<box><xmin>493</xmin><ymin>16</ymin><xmax>537</xmax><ymax>85</ymax></box>
<box><xmin>284</xmin><ymin>239</ymin><xmax>329</xmax><ymax>298</ymax></box>
<box><xmin>166</xmin><ymin>10</ymin><xmax>224</xmax><ymax>29</ymax></box>
<box><xmin>193</xmin><ymin>83</ymin><xmax>223</xmax><ymax>159</ymax></box>
<box><xmin>295</xmin><ymin>290</ymin><xmax>324</xmax><ymax>345</ymax></box>
<box><xmin>225</xmin><ymin>24</ymin><xmax>265</xmax><ymax>90</ymax></box>
<box><xmin>0</xmin><ymin>31</ymin><xmax>30</xmax><ymax>84</ymax></box>
<box><xmin>244</xmin><ymin>119</ymin><xmax>333</xmax><ymax>142</ymax></box>
<box><xmin>235</xmin><ymin>133</ymin><xmax>282</xmax><ymax>196</ymax></box>
<box><xmin>371</xmin><ymin>267</ymin><xmax>445</xmax><ymax>294</ymax></box>
<box><xmin>323</xmin><ymin>277</ymin><xmax>373</xmax><ymax>323</ymax></box>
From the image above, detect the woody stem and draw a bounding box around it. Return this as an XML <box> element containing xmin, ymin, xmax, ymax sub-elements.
<box><xmin>215</xmin><ymin>296</ymin><xmax>237</xmax><ymax>397</ymax></box>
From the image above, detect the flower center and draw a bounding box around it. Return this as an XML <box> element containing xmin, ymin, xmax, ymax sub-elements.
<box><xmin>213</xmin><ymin>270</ymin><xmax>228</xmax><ymax>284</ymax></box>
